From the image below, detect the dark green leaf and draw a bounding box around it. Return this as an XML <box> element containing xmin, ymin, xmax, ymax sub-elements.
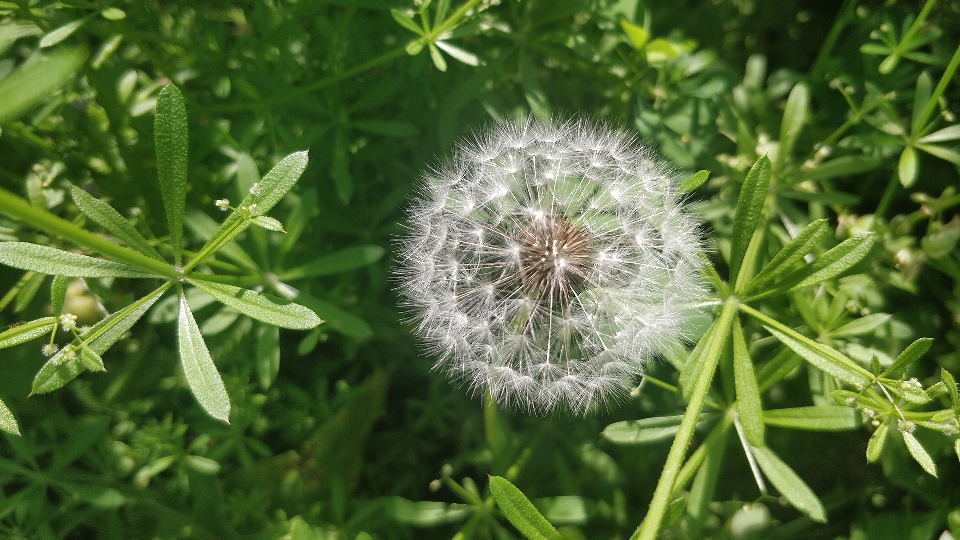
<box><xmin>942</xmin><ymin>368</ymin><xmax>958</xmax><ymax>406</ymax></box>
<box><xmin>71</xmin><ymin>185</ymin><xmax>164</xmax><ymax>260</ymax></box>
<box><xmin>794</xmin><ymin>155</ymin><xmax>884</xmax><ymax>183</ymax></box>
<box><xmin>733</xmin><ymin>319</ymin><xmax>764</xmax><ymax>446</ymax></box>
<box><xmin>0</xmin><ymin>242</ymin><xmax>158</xmax><ymax>278</ymax></box>
<box><xmin>788</xmin><ymin>233</ymin><xmax>876</xmax><ymax>291</ymax></box>
<box><xmin>762</xmin><ymin>406</ymin><xmax>860</xmax><ymax>431</ymax></box>
<box><xmin>0</xmin><ymin>47</ymin><xmax>86</xmax><ymax>125</ymax></box>
<box><xmin>532</xmin><ymin>496</ymin><xmax>596</xmax><ymax>525</ymax></box>
<box><xmin>178</xmin><ymin>287</ymin><xmax>230</xmax><ymax>422</ymax></box>
<box><xmin>281</xmin><ymin>246</ymin><xmax>384</xmax><ymax>280</ymax></box>
<box><xmin>729</xmin><ymin>156</ymin><xmax>771</xmax><ymax>284</ymax></box>
<box><xmin>0</xmin><ymin>317</ymin><xmax>56</xmax><ymax>349</ymax></box>
<box><xmin>255</xmin><ymin>323</ymin><xmax>280</xmax><ymax>389</ymax></box>
<box><xmin>333</xmin><ymin>130</ymin><xmax>354</xmax><ymax>203</ymax></box>
<box><xmin>916</xmin><ymin>143</ymin><xmax>960</xmax><ymax>165</ymax></box>
<box><xmin>288</xmin><ymin>292</ymin><xmax>373</xmax><ymax>339</ymax></box>
<box><xmin>188</xmin><ymin>278</ymin><xmax>322</xmax><ymax>330</ymax></box>
<box><xmin>776</xmin><ymin>83</ymin><xmax>809</xmax><ymax>170</ymax></box>
<box><xmin>183</xmin><ymin>209</ymin><xmax>257</xmax><ymax>270</ymax></box>
<box><xmin>751</xmin><ymin>446</ymin><xmax>826</xmax><ymax>522</ymax></box>
<box><xmin>155</xmin><ymin>84</ymin><xmax>188</xmax><ymax>264</ymax></box>
<box><xmin>679</xmin><ymin>316</ymin><xmax>721</xmax><ymax>399</ymax></box>
<box><xmin>881</xmin><ymin>338</ymin><xmax>933</xmax><ymax>378</ymax></box>
<box><xmin>488</xmin><ymin>476</ymin><xmax>562</xmax><ymax>540</ymax></box>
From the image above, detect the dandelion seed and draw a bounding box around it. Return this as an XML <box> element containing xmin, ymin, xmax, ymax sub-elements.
<box><xmin>395</xmin><ymin>117</ymin><xmax>708</xmax><ymax>415</ymax></box>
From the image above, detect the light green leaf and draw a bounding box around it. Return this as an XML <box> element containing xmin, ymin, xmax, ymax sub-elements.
<box><xmin>71</xmin><ymin>185</ymin><xmax>164</xmax><ymax>260</ymax></box>
<box><xmin>39</xmin><ymin>19</ymin><xmax>85</xmax><ymax>48</ymax></box>
<box><xmin>830</xmin><ymin>313</ymin><xmax>891</xmax><ymax>338</ymax></box>
<box><xmin>918</xmin><ymin>124</ymin><xmax>960</xmax><ymax>143</ymax></box>
<box><xmin>79</xmin><ymin>345</ymin><xmax>105</xmax><ymax>372</ymax></box>
<box><xmin>620</xmin><ymin>19</ymin><xmax>648</xmax><ymax>49</ymax></box>
<box><xmin>255</xmin><ymin>323</ymin><xmax>280</xmax><ymax>389</ymax></box>
<box><xmin>788</xmin><ymin>233</ymin><xmax>876</xmax><ymax>291</ymax></box>
<box><xmin>32</xmin><ymin>285</ymin><xmax>167</xmax><ymax>394</ymax></box>
<box><xmin>0</xmin><ymin>317</ymin><xmax>56</xmax><ymax>349</ymax></box>
<box><xmin>405</xmin><ymin>39</ymin><xmax>424</xmax><ymax>55</ymax></box>
<box><xmin>382</xmin><ymin>497</ymin><xmax>470</xmax><ymax>526</ymax></box>
<box><xmin>898</xmin><ymin>146</ymin><xmax>919</xmax><ymax>187</ymax></box>
<box><xmin>915</xmin><ymin>142</ymin><xmax>960</xmax><ymax>165</ymax></box>
<box><xmin>942</xmin><ymin>368</ymin><xmax>958</xmax><ymax>406</ymax></box>
<box><xmin>428</xmin><ymin>43</ymin><xmax>448</xmax><ymax>72</ymax></box>
<box><xmin>763</xmin><ymin>406</ymin><xmax>860</xmax><ymax>431</ymax></box>
<box><xmin>532</xmin><ymin>496</ymin><xmax>596</xmax><ymax>525</ymax></box>
<box><xmin>435</xmin><ymin>40</ymin><xmax>479</xmax><ymax>66</ymax></box>
<box><xmin>902</xmin><ymin>430</ymin><xmax>937</xmax><ymax>477</ymax></box>
<box><xmin>729</xmin><ymin>156</ymin><xmax>771</xmax><ymax>284</ymax></box>
<box><xmin>602</xmin><ymin>415</ymin><xmax>685</xmax><ymax>445</ymax></box>
<box><xmin>51</xmin><ymin>275</ymin><xmax>68</xmax><ymax>315</ymax></box>
<box><xmin>100</xmin><ymin>8</ymin><xmax>126</xmax><ymax>20</ymax></box>
<box><xmin>155</xmin><ymin>84</ymin><xmax>188</xmax><ymax>264</ymax></box>
<box><xmin>0</xmin><ymin>47</ymin><xmax>87</xmax><ymax>125</ymax></box>
<box><xmin>178</xmin><ymin>287</ymin><xmax>230</xmax><ymax>422</ymax></box>
<box><xmin>751</xmin><ymin>446</ymin><xmax>826</xmax><ymax>522</ymax></box>
<box><xmin>0</xmin><ymin>242</ymin><xmax>158</xmax><ymax>278</ymax></box>
<box><xmin>679</xmin><ymin>170</ymin><xmax>709</xmax><ymax>193</ymax></box>
<box><xmin>763</xmin><ymin>325</ymin><xmax>871</xmax><ymax>386</ymax></box>
<box><xmin>251</xmin><ymin>216</ymin><xmax>284</xmax><ymax>232</ymax></box>
<box><xmin>281</xmin><ymin>246</ymin><xmax>384</xmax><ymax>280</ymax></box>
<box><xmin>488</xmin><ymin>476</ymin><xmax>562</xmax><ymax>540</ymax></box>
<box><xmin>390</xmin><ymin>9</ymin><xmax>423</xmax><ymax>35</ymax></box>
<box><xmin>880</xmin><ymin>338</ymin><xmax>933</xmax><ymax>378</ymax></box>
<box><xmin>911</xmin><ymin>72</ymin><xmax>932</xmax><ymax>133</ymax></box>
<box><xmin>183</xmin><ymin>209</ymin><xmax>257</xmax><ymax>270</ymax></box>
<box><xmin>776</xmin><ymin>82</ymin><xmax>809</xmax><ymax>171</ymax></box>
<box><xmin>745</xmin><ymin>219</ymin><xmax>829</xmax><ymax>296</ymax></box>
<box><xmin>733</xmin><ymin>318</ymin><xmax>764</xmax><ymax>446</ymax></box>
<box><xmin>866</xmin><ymin>422</ymin><xmax>888</xmax><ymax>463</ymax></box>
<box><xmin>188</xmin><ymin>278</ymin><xmax>321</xmax><ymax>330</ymax></box>
<box><xmin>679</xmin><ymin>315</ymin><xmax>721</xmax><ymax>399</ymax></box>
<box><xmin>794</xmin><ymin>155</ymin><xmax>884</xmax><ymax>183</ymax></box>
<box><xmin>0</xmin><ymin>398</ymin><xmax>20</xmax><ymax>435</ymax></box>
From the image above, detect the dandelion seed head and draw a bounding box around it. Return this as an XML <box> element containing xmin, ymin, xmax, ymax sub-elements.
<box><xmin>395</xmin><ymin>117</ymin><xmax>708</xmax><ymax>415</ymax></box>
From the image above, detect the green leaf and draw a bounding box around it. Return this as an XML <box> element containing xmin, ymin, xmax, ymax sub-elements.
<box><xmin>532</xmin><ymin>496</ymin><xmax>596</xmax><ymax>525</ymax></box>
<box><xmin>763</xmin><ymin>325</ymin><xmax>871</xmax><ymax>386</ymax></box>
<box><xmin>679</xmin><ymin>315</ymin><xmax>721</xmax><ymax>399</ymax></box>
<box><xmin>71</xmin><ymin>185</ymin><xmax>164</xmax><ymax>260</ymax></box>
<box><xmin>602</xmin><ymin>415</ymin><xmax>685</xmax><ymax>445</ymax></box>
<box><xmin>866</xmin><ymin>422</ymin><xmax>888</xmax><ymax>463</ymax></box>
<box><xmin>687</xmin><ymin>425</ymin><xmax>727</xmax><ymax>532</ymax></box>
<box><xmin>793</xmin><ymin>155</ymin><xmax>884</xmax><ymax>183</ymax></box>
<box><xmin>830</xmin><ymin>313</ymin><xmax>891</xmax><ymax>337</ymax></box>
<box><xmin>332</xmin><ymin>130</ymin><xmax>354</xmax><ymax>203</ymax></box>
<box><xmin>911</xmin><ymin>72</ymin><xmax>932</xmax><ymax>133</ymax></box>
<box><xmin>751</xmin><ymin>446</ymin><xmax>826</xmax><ymax>522</ymax></box>
<box><xmin>0</xmin><ymin>242</ymin><xmax>159</xmax><ymax>278</ymax></box>
<box><xmin>745</xmin><ymin>219</ymin><xmax>829</xmax><ymax>296</ymax></box>
<box><xmin>679</xmin><ymin>170</ymin><xmax>709</xmax><ymax>193</ymax></box>
<box><xmin>428</xmin><ymin>43</ymin><xmax>448</xmax><ymax>72</ymax></box>
<box><xmin>488</xmin><ymin>476</ymin><xmax>562</xmax><ymax>540</ymax></box>
<box><xmin>287</xmin><ymin>292</ymin><xmax>373</xmax><ymax>339</ymax></box>
<box><xmin>155</xmin><ymin>84</ymin><xmax>188</xmax><ymax>264</ymax></box>
<box><xmin>880</xmin><ymin>338</ymin><xmax>933</xmax><ymax>378</ymax></box>
<box><xmin>39</xmin><ymin>19</ymin><xmax>85</xmax><ymax>48</ymax></box>
<box><xmin>382</xmin><ymin>497</ymin><xmax>470</xmax><ymax>526</ymax></box>
<box><xmin>79</xmin><ymin>345</ymin><xmax>105</xmax><ymax>372</ymax></box>
<box><xmin>0</xmin><ymin>47</ymin><xmax>87</xmax><ymax>125</ymax></box>
<box><xmin>918</xmin><ymin>124</ymin><xmax>960</xmax><ymax>143</ymax></box>
<box><xmin>251</xmin><ymin>216</ymin><xmax>284</xmax><ymax>232</ymax></box>
<box><xmin>0</xmin><ymin>398</ymin><xmax>20</xmax><ymax>435</ymax></box>
<box><xmin>178</xmin><ymin>287</ymin><xmax>230</xmax><ymax>422</ymax></box>
<box><xmin>188</xmin><ymin>279</ymin><xmax>321</xmax><ymax>330</ymax></box>
<box><xmin>32</xmin><ymin>285</ymin><xmax>167</xmax><ymax>394</ymax></box>
<box><xmin>729</xmin><ymin>156</ymin><xmax>771</xmax><ymax>284</ymax></box>
<box><xmin>733</xmin><ymin>319</ymin><xmax>764</xmax><ymax>446</ymax></box>
<box><xmin>183</xmin><ymin>209</ymin><xmax>258</xmax><ymax>270</ymax></box>
<box><xmin>255</xmin><ymin>323</ymin><xmax>280</xmax><ymax>389</ymax></box>
<box><xmin>776</xmin><ymin>82</ymin><xmax>809</xmax><ymax>171</ymax></box>
<box><xmin>788</xmin><ymin>233</ymin><xmax>876</xmax><ymax>291</ymax></box>
<box><xmin>390</xmin><ymin>9</ymin><xmax>423</xmax><ymax>35</ymax></box>
<box><xmin>100</xmin><ymin>8</ymin><xmax>126</xmax><ymax>20</ymax></box>
<box><xmin>763</xmin><ymin>406</ymin><xmax>860</xmax><ymax>431</ymax></box>
<box><xmin>620</xmin><ymin>19</ymin><xmax>649</xmax><ymax>49</ymax></box>
<box><xmin>902</xmin><ymin>430</ymin><xmax>937</xmax><ymax>477</ymax></box>
<box><xmin>915</xmin><ymin>142</ymin><xmax>960</xmax><ymax>165</ymax></box>
<box><xmin>0</xmin><ymin>317</ymin><xmax>56</xmax><ymax>349</ymax></box>
<box><xmin>281</xmin><ymin>246</ymin><xmax>385</xmax><ymax>280</ymax></box>
<box><xmin>351</xmin><ymin>119</ymin><xmax>418</xmax><ymax>138</ymax></box>
<box><xmin>51</xmin><ymin>275</ymin><xmax>67</xmax><ymax>315</ymax></box>
<box><xmin>435</xmin><ymin>41</ymin><xmax>479</xmax><ymax>66</ymax></box>
<box><xmin>942</xmin><ymin>368</ymin><xmax>958</xmax><ymax>406</ymax></box>
<box><xmin>898</xmin><ymin>146</ymin><xmax>919</xmax><ymax>187</ymax></box>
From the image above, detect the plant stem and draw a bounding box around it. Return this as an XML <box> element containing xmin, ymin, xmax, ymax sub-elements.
<box><xmin>632</xmin><ymin>296</ymin><xmax>739</xmax><ymax>540</ymax></box>
<box><xmin>0</xmin><ymin>187</ymin><xmax>179</xmax><ymax>280</ymax></box>
<box><xmin>915</xmin><ymin>43</ymin><xmax>960</xmax><ymax>136</ymax></box>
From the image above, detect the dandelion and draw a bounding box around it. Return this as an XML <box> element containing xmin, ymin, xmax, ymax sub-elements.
<box><xmin>395</xmin><ymin>117</ymin><xmax>708</xmax><ymax>414</ymax></box>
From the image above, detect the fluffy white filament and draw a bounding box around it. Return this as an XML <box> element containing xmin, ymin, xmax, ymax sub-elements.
<box><xmin>396</xmin><ymin>117</ymin><xmax>707</xmax><ymax>415</ymax></box>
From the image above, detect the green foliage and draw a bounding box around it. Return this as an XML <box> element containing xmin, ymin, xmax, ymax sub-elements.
<box><xmin>0</xmin><ymin>0</ymin><xmax>958</xmax><ymax>539</ymax></box>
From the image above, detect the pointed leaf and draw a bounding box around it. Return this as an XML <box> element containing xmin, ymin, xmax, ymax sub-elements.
<box><xmin>911</xmin><ymin>72</ymin><xmax>932</xmax><ymax>133</ymax></box>
<box><xmin>390</xmin><ymin>9</ymin><xmax>423</xmax><ymax>35</ymax></box>
<box><xmin>763</xmin><ymin>325</ymin><xmax>871</xmax><ymax>386</ymax></box>
<box><xmin>79</xmin><ymin>345</ymin><xmax>105</xmax><ymax>372</ymax></box>
<box><xmin>751</xmin><ymin>446</ymin><xmax>826</xmax><ymax>522</ymax></box>
<box><xmin>0</xmin><ymin>399</ymin><xmax>19</xmax><ymax>435</ymax></box>
<box><xmin>745</xmin><ymin>219</ymin><xmax>828</xmax><ymax>295</ymax></box>
<box><xmin>793</xmin><ymin>155</ymin><xmax>884</xmax><ymax>183</ymax></box>
<box><xmin>762</xmin><ymin>406</ymin><xmax>860</xmax><ymax>431</ymax></box>
<box><xmin>830</xmin><ymin>313</ymin><xmax>891</xmax><ymax>337</ymax></box>
<box><xmin>183</xmin><ymin>209</ymin><xmax>257</xmax><ymax>270</ymax></box>
<box><xmin>942</xmin><ymin>368</ymin><xmax>958</xmax><ymax>406</ymax></box>
<box><xmin>287</xmin><ymin>292</ymin><xmax>373</xmax><ymax>339</ymax></box>
<box><xmin>0</xmin><ymin>242</ymin><xmax>158</xmax><ymax>278</ymax></box>
<box><xmin>0</xmin><ymin>47</ymin><xmax>86</xmax><ymax>125</ymax></box>
<box><xmin>866</xmin><ymin>422</ymin><xmax>888</xmax><ymax>463</ymax></box>
<box><xmin>280</xmin><ymin>245</ymin><xmax>384</xmax><ymax>280</ymax></box>
<box><xmin>679</xmin><ymin>170</ymin><xmax>709</xmax><ymax>193</ymax></box>
<box><xmin>788</xmin><ymin>233</ymin><xmax>876</xmax><ymax>291</ymax></box>
<box><xmin>155</xmin><ymin>84</ymin><xmax>188</xmax><ymax>264</ymax></box>
<box><xmin>488</xmin><ymin>476</ymin><xmax>562</xmax><ymax>540</ymax></box>
<box><xmin>602</xmin><ymin>415</ymin><xmax>685</xmax><ymax>445</ymax></box>
<box><xmin>918</xmin><ymin>124</ymin><xmax>960</xmax><ymax>143</ymax></box>
<box><xmin>729</xmin><ymin>156</ymin><xmax>771</xmax><ymax>284</ymax></box>
<box><xmin>51</xmin><ymin>275</ymin><xmax>68</xmax><ymax>315</ymax></box>
<box><xmin>251</xmin><ymin>216</ymin><xmax>284</xmax><ymax>232</ymax></box>
<box><xmin>39</xmin><ymin>19</ymin><xmax>85</xmax><ymax>48</ymax></box>
<box><xmin>71</xmin><ymin>185</ymin><xmax>163</xmax><ymax>260</ymax></box>
<box><xmin>0</xmin><ymin>317</ymin><xmax>56</xmax><ymax>349</ymax></box>
<box><xmin>901</xmin><ymin>430</ymin><xmax>937</xmax><ymax>477</ymax></box>
<box><xmin>255</xmin><ymin>323</ymin><xmax>280</xmax><ymax>389</ymax></box>
<box><xmin>915</xmin><ymin>143</ymin><xmax>960</xmax><ymax>165</ymax></box>
<box><xmin>776</xmin><ymin>82</ymin><xmax>809</xmax><ymax>171</ymax></box>
<box><xmin>898</xmin><ymin>146</ymin><xmax>919</xmax><ymax>187</ymax></box>
<box><xmin>187</xmin><ymin>278</ymin><xmax>321</xmax><ymax>330</ymax></box>
<box><xmin>679</xmin><ymin>317</ymin><xmax>721</xmax><ymax>399</ymax></box>
<box><xmin>428</xmin><ymin>42</ymin><xmax>447</xmax><ymax>72</ymax></box>
<box><xmin>733</xmin><ymin>318</ymin><xmax>764</xmax><ymax>446</ymax></box>
<box><xmin>178</xmin><ymin>288</ymin><xmax>230</xmax><ymax>422</ymax></box>
<box><xmin>351</xmin><ymin>119</ymin><xmax>418</xmax><ymax>138</ymax></box>
<box><xmin>880</xmin><ymin>338</ymin><xmax>933</xmax><ymax>378</ymax></box>
<box><xmin>435</xmin><ymin>40</ymin><xmax>479</xmax><ymax>66</ymax></box>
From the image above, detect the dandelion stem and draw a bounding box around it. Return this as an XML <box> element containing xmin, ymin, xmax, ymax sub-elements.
<box><xmin>632</xmin><ymin>296</ymin><xmax>738</xmax><ymax>540</ymax></box>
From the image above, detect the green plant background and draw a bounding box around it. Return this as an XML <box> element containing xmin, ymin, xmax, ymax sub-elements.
<box><xmin>0</xmin><ymin>0</ymin><xmax>959</xmax><ymax>539</ymax></box>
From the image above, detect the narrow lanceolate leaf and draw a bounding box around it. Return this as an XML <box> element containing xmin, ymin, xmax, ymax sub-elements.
<box><xmin>71</xmin><ymin>185</ymin><xmax>164</xmax><ymax>260</ymax></box>
<box><xmin>39</xmin><ymin>19</ymin><xmax>86</xmax><ymax>48</ymax></box>
<box><xmin>866</xmin><ymin>422</ymin><xmax>888</xmax><ymax>463</ymax></box>
<box><xmin>187</xmin><ymin>278</ymin><xmax>321</xmax><ymax>330</ymax></box>
<box><xmin>280</xmin><ymin>245</ymin><xmax>385</xmax><ymax>280</ymax></box>
<box><xmin>745</xmin><ymin>219</ymin><xmax>829</xmax><ymax>296</ymax></box>
<box><xmin>51</xmin><ymin>275</ymin><xmax>68</xmax><ymax>315</ymax></box>
<box><xmin>763</xmin><ymin>406</ymin><xmax>860</xmax><ymax>431</ymax></box>
<box><xmin>788</xmin><ymin>233</ymin><xmax>876</xmax><ymax>291</ymax></box>
<box><xmin>763</xmin><ymin>325</ymin><xmax>871</xmax><ymax>386</ymax></box>
<box><xmin>602</xmin><ymin>415</ymin><xmax>685</xmax><ymax>445</ymax></box>
<box><xmin>881</xmin><ymin>338</ymin><xmax>934</xmax><ymax>378</ymax></box>
<box><xmin>0</xmin><ymin>317</ymin><xmax>56</xmax><ymax>349</ymax></box>
<box><xmin>830</xmin><ymin>313</ymin><xmax>891</xmax><ymax>338</ymax></box>
<box><xmin>155</xmin><ymin>84</ymin><xmax>188</xmax><ymax>264</ymax></box>
<box><xmin>679</xmin><ymin>316</ymin><xmax>723</xmax><ymax>399</ymax></box>
<box><xmin>729</xmin><ymin>156</ymin><xmax>771</xmax><ymax>284</ymax></box>
<box><xmin>31</xmin><ymin>285</ymin><xmax>168</xmax><ymax>394</ymax></box>
<box><xmin>776</xmin><ymin>82</ymin><xmax>809</xmax><ymax>171</ymax></box>
<box><xmin>488</xmin><ymin>476</ymin><xmax>562</xmax><ymax>540</ymax></box>
<box><xmin>0</xmin><ymin>47</ymin><xmax>87</xmax><ymax>125</ymax></box>
<box><xmin>942</xmin><ymin>368</ymin><xmax>959</xmax><ymax>406</ymax></box>
<box><xmin>902</xmin><ymin>431</ymin><xmax>937</xmax><ymax>477</ymax></box>
<box><xmin>679</xmin><ymin>170</ymin><xmax>709</xmax><ymax>193</ymax></box>
<box><xmin>751</xmin><ymin>446</ymin><xmax>826</xmax><ymax>522</ymax></box>
<box><xmin>0</xmin><ymin>399</ymin><xmax>19</xmax><ymax>436</ymax></box>
<box><xmin>733</xmin><ymin>319</ymin><xmax>764</xmax><ymax>447</ymax></box>
<box><xmin>0</xmin><ymin>242</ymin><xmax>158</xmax><ymax>278</ymax></box>
<box><xmin>178</xmin><ymin>288</ymin><xmax>230</xmax><ymax>422</ymax></box>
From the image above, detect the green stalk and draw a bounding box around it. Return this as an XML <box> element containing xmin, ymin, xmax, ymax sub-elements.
<box><xmin>632</xmin><ymin>296</ymin><xmax>739</xmax><ymax>540</ymax></box>
<box><xmin>0</xmin><ymin>187</ymin><xmax>179</xmax><ymax>280</ymax></box>
<box><xmin>915</xmin><ymin>43</ymin><xmax>960</xmax><ymax>136</ymax></box>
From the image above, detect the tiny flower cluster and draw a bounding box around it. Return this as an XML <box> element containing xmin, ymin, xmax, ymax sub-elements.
<box><xmin>396</xmin><ymin>117</ymin><xmax>708</xmax><ymax>414</ymax></box>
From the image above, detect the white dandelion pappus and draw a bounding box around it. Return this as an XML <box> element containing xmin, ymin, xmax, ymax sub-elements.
<box><xmin>395</xmin><ymin>117</ymin><xmax>708</xmax><ymax>415</ymax></box>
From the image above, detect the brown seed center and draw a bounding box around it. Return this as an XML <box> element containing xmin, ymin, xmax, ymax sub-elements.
<box><xmin>518</xmin><ymin>216</ymin><xmax>593</xmax><ymax>299</ymax></box>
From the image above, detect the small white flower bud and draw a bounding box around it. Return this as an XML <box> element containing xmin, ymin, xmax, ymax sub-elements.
<box><xmin>60</xmin><ymin>312</ymin><xmax>78</xmax><ymax>332</ymax></box>
<box><xmin>42</xmin><ymin>343</ymin><xmax>59</xmax><ymax>357</ymax></box>
<box><xmin>215</xmin><ymin>198</ymin><xmax>230</xmax><ymax>211</ymax></box>
<box><xmin>897</xmin><ymin>419</ymin><xmax>916</xmax><ymax>433</ymax></box>
<box><xmin>249</xmin><ymin>182</ymin><xmax>261</xmax><ymax>196</ymax></box>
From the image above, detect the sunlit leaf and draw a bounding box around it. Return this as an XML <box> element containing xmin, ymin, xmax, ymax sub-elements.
<box><xmin>902</xmin><ymin>430</ymin><xmax>937</xmax><ymax>477</ymax></box>
<box><xmin>602</xmin><ymin>415</ymin><xmax>686</xmax><ymax>445</ymax></box>
<box><xmin>751</xmin><ymin>446</ymin><xmax>826</xmax><ymax>522</ymax></box>
<box><xmin>763</xmin><ymin>325</ymin><xmax>871</xmax><ymax>386</ymax></box>
<box><xmin>488</xmin><ymin>476</ymin><xmax>562</xmax><ymax>540</ymax></box>
<box><xmin>880</xmin><ymin>338</ymin><xmax>933</xmax><ymax>378</ymax></box>
<box><xmin>763</xmin><ymin>406</ymin><xmax>860</xmax><ymax>431</ymax></box>
<box><xmin>729</xmin><ymin>156</ymin><xmax>771</xmax><ymax>284</ymax></box>
<box><xmin>788</xmin><ymin>233</ymin><xmax>876</xmax><ymax>291</ymax></box>
<box><xmin>745</xmin><ymin>219</ymin><xmax>828</xmax><ymax>296</ymax></box>
<box><xmin>0</xmin><ymin>47</ymin><xmax>87</xmax><ymax>125</ymax></box>
<box><xmin>0</xmin><ymin>398</ymin><xmax>20</xmax><ymax>435</ymax></box>
<box><xmin>177</xmin><ymin>287</ymin><xmax>230</xmax><ymax>422</ymax></box>
<box><xmin>0</xmin><ymin>242</ymin><xmax>158</xmax><ymax>278</ymax></box>
<box><xmin>71</xmin><ymin>185</ymin><xmax>164</xmax><ymax>260</ymax></box>
<box><xmin>188</xmin><ymin>278</ymin><xmax>321</xmax><ymax>330</ymax></box>
<box><xmin>39</xmin><ymin>19</ymin><xmax>86</xmax><ymax>48</ymax></box>
<box><xmin>0</xmin><ymin>317</ymin><xmax>56</xmax><ymax>349</ymax></box>
<box><xmin>155</xmin><ymin>84</ymin><xmax>188</xmax><ymax>264</ymax></box>
<box><xmin>733</xmin><ymin>318</ymin><xmax>764</xmax><ymax>446</ymax></box>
